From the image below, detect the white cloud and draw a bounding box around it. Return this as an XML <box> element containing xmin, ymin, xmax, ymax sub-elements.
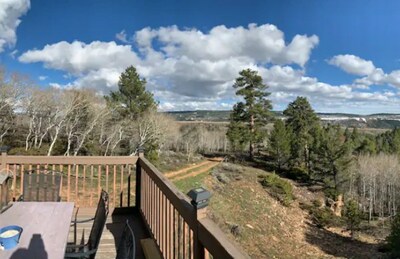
<box><xmin>115</xmin><ymin>30</ymin><xmax>130</xmax><ymax>43</ymax></box>
<box><xmin>18</xmin><ymin>24</ymin><xmax>400</xmax><ymax>113</ymax></box>
<box><xmin>136</xmin><ymin>24</ymin><xmax>318</xmax><ymax>66</ymax></box>
<box><xmin>38</xmin><ymin>75</ymin><xmax>47</xmax><ymax>81</ymax></box>
<box><xmin>19</xmin><ymin>41</ymin><xmax>139</xmax><ymax>75</ymax></box>
<box><xmin>328</xmin><ymin>54</ymin><xmax>375</xmax><ymax>76</ymax></box>
<box><xmin>0</xmin><ymin>0</ymin><xmax>30</xmax><ymax>52</ymax></box>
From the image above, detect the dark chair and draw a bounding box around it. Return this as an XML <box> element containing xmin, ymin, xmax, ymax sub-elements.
<box><xmin>65</xmin><ymin>190</ymin><xmax>109</xmax><ymax>259</ymax></box>
<box><xmin>116</xmin><ymin>220</ymin><xmax>136</xmax><ymax>259</ymax></box>
<box><xmin>0</xmin><ymin>170</ymin><xmax>12</xmax><ymax>213</ymax></box>
<box><xmin>18</xmin><ymin>170</ymin><xmax>62</xmax><ymax>202</ymax></box>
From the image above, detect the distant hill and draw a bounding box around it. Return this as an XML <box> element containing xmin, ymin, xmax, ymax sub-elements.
<box><xmin>166</xmin><ymin>110</ymin><xmax>400</xmax><ymax>129</ymax></box>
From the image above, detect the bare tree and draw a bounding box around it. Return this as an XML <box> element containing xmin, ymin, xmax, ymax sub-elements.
<box><xmin>0</xmin><ymin>69</ymin><xmax>25</xmax><ymax>143</ymax></box>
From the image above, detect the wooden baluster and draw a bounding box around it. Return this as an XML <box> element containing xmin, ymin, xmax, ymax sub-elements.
<box><xmin>162</xmin><ymin>193</ymin><xmax>166</xmax><ymax>256</ymax></box>
<box><xmin>98</xmin><ymin>165</ymin><xmax>102</xmax><ymax>198</ymax></box>
<box><xmin>82</xmin><ymin>165</ymin><xmax>86</xmax><ymax>206</ymax></box>
<box><xmin>190</xmin><ymin>229</ymin><xmax>194</xmax><ymax>259</ymax></box>
<box><xmin>158</xmin><ymin>187</ymin><xmax>161</xmax><ymax>247</ymax></box>
<box><xmin>36</xmin><ymin>164</ymin><xmax>40</xmax><ymax>201</ymax></box>
<box><xmin>151</xmin><ymin>179</ymin><xmax>154</xmax><ymax>233</ymax></box>
<box><xmin>51</xmin><ymin>165</ymin><xmax>56</xmax><ymax>202</ymax></box>
<box><xmin>12</xmin><ymin>164</ymin><xmax>16</xmax><ymax>200</ymax></box>
<box><xmin>59</xmin><ymin>165</ymin><xmax>63</xmax><ymax>200</ymax></box>
<box><xmin>168</xmin><ymin>202</ymin><xmax>175</xmax><ymax>258</ymax></box>
<box><xmin>105</xmin><ymin>165</ymin><xmax>109</xmax><ymax>194</ymax></box>
<box><xmin>67</xmin><ymin>164</ymin><xmax>71</xmax><ymax>202</ymax></box>
<box><xmin>128</xmin><ymin>165</ymin><xmax>131</xmax><ymax>206</ymax></box>
<box><xmin>20</xmin><ymin>164</ymin><xmax>24</xmax><ymax>195</ymax></box>
<box><xmin>75</xmin><ymin>165</ymin><xmax>79</xmax><ymax>206</ymax></box>
<box><xmin>90</xmin><ymin>165</ymin><xmax>94</xmax><ymax>206</ymax></box>
<box><xmin>120</xmin><ymin>165</ymin><xmax>124</xmax><ymax>207</ymax></box>
<box><xmin>178</xmin><ymin>214</ymin><xmax>182</xmax><ymax>259</ymax></box>
<box><xmin>28</xmin><ymin>167</ymin><xmax>32</xmax><ymax>201</ymax></box>
<box><xmin>113</xmin><ymin>165</ymin><xmax>116</xmax><ymax>207</ymax></box>
<box><xmin>183</xmin><ymin>222</ymin><xmax>186</xmax><ymax>259</ymax></box>
<box><xmin>173</xmin><ymin>207</ymin><xmax>176</xmax><ymax>259</ymax></box>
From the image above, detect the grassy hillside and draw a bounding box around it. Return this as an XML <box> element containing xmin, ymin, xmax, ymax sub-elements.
<box><xmin>171</xmin><ymin>161</ymin><xmax>388</xmax><ymax>259</ymax></box>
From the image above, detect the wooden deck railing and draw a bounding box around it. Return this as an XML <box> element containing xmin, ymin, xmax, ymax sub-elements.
<box><xmin>136</xmin><ymin>155</ymin><xmax>248</xmax><ymax>259</ymax></box>
<box><xmin>0</xmin><ymin>151</ymin><xmax>248</xmax><ymax>258</ymax></box>
<box><xmin>0</xmin><ymin>152</ymin><xmax>137</xmax><ymax>208</ymax></box>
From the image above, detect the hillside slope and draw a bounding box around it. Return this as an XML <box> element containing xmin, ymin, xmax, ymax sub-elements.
<box><xmin>191</xmin><ymin>163</ymin><xmax>385</xmax><ymax>259</ymax></box>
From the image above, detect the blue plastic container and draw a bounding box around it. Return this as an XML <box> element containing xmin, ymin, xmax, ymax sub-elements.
<box><xmin>0</xmin><ymin>225</ymin><xmax>23</xmax><ymax>250</ymax></box>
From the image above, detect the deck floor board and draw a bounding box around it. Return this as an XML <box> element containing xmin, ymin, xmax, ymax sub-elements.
<box><xmin>68</xmin><ymin>207</ymin><xmax>150</xmax><ymax>259</ymax></box>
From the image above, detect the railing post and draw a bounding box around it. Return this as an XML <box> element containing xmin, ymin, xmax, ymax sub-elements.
<box><xmin>188</xmin><ymin>188</ymin><xmax>211</xmax><ymax>259</ymax></box>
<box><xmin>135</xmin><ymin>147</ymin><xmax>144</xmax><ymax>209</ymax></box>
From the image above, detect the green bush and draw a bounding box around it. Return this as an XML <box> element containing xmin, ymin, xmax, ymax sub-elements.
<box><xmin>387</xmin><ymin>213</ymin><xmax>400</xmax><ymax>258</ymax></box>
<box><xmin>261</xmin><ymin>173</ymin><xmax>294</xmax><ymax>206</ymax></box>
<box><xmin>310</xmin><ymin>206</ymin><xmax>342</xmax><ymax>228</ymax></box>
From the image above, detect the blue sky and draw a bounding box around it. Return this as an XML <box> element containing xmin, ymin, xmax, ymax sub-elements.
<box><xmin>1</xmin><ymin>0</ymin><xmax>400</xmax><ymax>113</ymax></box>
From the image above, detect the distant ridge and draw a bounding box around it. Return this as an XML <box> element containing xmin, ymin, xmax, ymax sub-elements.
<box><xmin>166</xmin><ymin>110</ymin><xmax>400</xmax><ymax>129</ymax></box>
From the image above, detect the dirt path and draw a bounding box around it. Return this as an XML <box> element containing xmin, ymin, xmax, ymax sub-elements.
<box><xmin>165</xmin><ymin>157</ymin><xmax>223</xmax><ymax>181</ymax></box>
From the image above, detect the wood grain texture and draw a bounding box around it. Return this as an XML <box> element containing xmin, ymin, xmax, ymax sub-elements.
<box><xmin>0</xmin><ymin>202</ymin><xmax>74</xmax><ymax>259</ymax></box>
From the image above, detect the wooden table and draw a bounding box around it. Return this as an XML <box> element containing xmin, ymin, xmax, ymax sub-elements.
<box><xmin>0</xmin><ymin>202</ymin><xmax>74</xmax><ymax>259</ymax></box>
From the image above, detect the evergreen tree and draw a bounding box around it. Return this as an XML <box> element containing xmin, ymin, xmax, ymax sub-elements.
<box><xmin>357</xmin><ymin>135</ymin><xmax>376</xmax><ymax>155</ymax></box>
<box><xmin>387</xmin><ymin>213</ymin><xmax>400</xmax><ymax>258</ymax></box>
<box><xmin>344</xmin><ymin>127</ymin><xmax>351</xmax><ymax>142</ymax></box>
<box><xmin>344</xmin><ymin>199</ymin><xmax>362</xmax><ymax>239</ymax></box>
<box><xmin>312</xmin><ymin>125</ymin><xmax>352</xmax><ymax>196</ymax></box>
<box><xmin>105</xmin><ymin>66</ymin><xmax>157</xmax><ymax>120</ymax></box>
<box><xmin>283</xmin><ymin>96</ymin><xmax>319</xmax><ymax>170</ymax></box>
<box><xmin>391</xmin><ymin>128</ymin><xmax>400</xmax><ymax>154</ymax></box>
<box><xmin>268</xmin><ymin>119</ymin><xmax>291</xmax><ymax>170</ymax></box>
<box><xmin>227</xmin><ymin>69</ymin><xmax>272</xmax><ymax>159</ymax></box>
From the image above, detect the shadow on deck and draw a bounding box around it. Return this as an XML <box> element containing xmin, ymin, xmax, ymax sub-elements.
<box><xmin>69</xmin><ymin>207</ymin><xmax>150</xmax><ymax>259</ymax></box>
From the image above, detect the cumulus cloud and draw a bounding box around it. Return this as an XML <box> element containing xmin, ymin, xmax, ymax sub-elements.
<box><xmin>38</xmin><ymin>75</ymin><xmax>47</xmax><ymax>81</ymax></box>
<box><xmin>328</xmin><ymin>54</ymin><xmax>375</xmax><ymax>76</ymax></box>
<box><xmin>19</xmin><ymin>41</ymin><xmax>139</xmax><ymax>92</ymax></box>
<box><xmin>0</xmin><ymin>0</ymin><xmax>30</xmax><ymax>53</ymax></box>
<box><xmin>18</xmin><ymin>23</ymin><xmax>400</xmax><ymax>112</ymax></box>
<box><xmin>136</xmin><ymin>24</ymin><xmax>318</xmax><ymax>66</ymax></box>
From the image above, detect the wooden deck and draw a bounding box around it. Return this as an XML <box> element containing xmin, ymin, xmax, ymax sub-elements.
<box><xmin>69</xmin><ymin>207</ymin><xmax>150</xmax><ymax>259</ymax></box>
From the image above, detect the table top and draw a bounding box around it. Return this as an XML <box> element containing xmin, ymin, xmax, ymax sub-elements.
<box><xmin>0</xmin><ymin>202</ymin><xmax>74</xmax><ymax>259</ymax></box>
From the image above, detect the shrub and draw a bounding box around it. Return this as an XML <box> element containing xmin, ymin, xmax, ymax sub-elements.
<box><xmin>387</xmin><ymin>213</ymin><xmax>400</xmax><ymax>258</ymax></box>
<box><xmin>302</xmin><ymin>200</ymin><xmax>343</xmax><ymax>228</ymax></box>
<box><xmin>310</xmin><ymin>206</ymin><xmax>342</xmax><ymax>228</ymax></box>
<box><xmin>261</xmin><ymin>173</ymin><xmax>294</xmax><ymax>206</ymax></box>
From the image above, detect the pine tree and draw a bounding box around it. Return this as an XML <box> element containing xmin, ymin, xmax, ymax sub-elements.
<box><xmin>105</xmin><ymin>66</ymin><xmax>157</xmax><ymax>120</ymax></box>
<box><xmin>227</xmin><ymin>69</ymin><xmax>272</xmax><ymax>159</ymax></box>
<box><xmin>268</xmin><ymin>119</ymin><xmax>291</xmax><ymax>170</ymax></box>
<box><xmin>312</xmin><ymin>125</ymin><xmax>353</xmax><ymax>197</ymax></box>
<box><xmin>344</xmin><ymin>199</ymin><xmax>362</xmax><ymax>239</ymax></box>
<box><xmin>283</xmin><ymin>96</ymin><xmax>319</xmax><ymax>170</ymax></box>
<box><xmin>387</xmin><ymin>213</ymin><xmax>400</xmax><ymax>258</ymax></box>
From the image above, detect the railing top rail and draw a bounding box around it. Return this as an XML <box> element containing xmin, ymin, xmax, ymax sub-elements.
<box><xmin>198</xmin><ymin>218</ymin><xmax>249</xmax><ymax>259</ymax></box>
<box><xmin>138</xmin><ymin>157</ymin><xmax>197</xmax><ymax>228</ymax></box>
<box><xmin>4</xmin><ymin>155</ymin><xmax>138</xmax><ymax>165</ymax></box>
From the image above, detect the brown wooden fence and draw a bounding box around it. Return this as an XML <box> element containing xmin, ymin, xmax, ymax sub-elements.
<box><xmin>136</xmin><ymin>156</ymin><xmax>248</xmax><ymax>259</ymax></box>
<box><xmin>0</xmin><ymin>152</ymin><xmax>137</xmax><ymax>208</ymax></box>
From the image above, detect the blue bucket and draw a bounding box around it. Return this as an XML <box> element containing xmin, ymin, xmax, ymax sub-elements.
<box><xmin>0</xmin><ymin>225</ymin><xmax>23</xmax><ymax>250</ymax></box>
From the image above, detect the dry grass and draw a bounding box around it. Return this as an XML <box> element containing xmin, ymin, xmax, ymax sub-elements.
<box><xmin>173</xmin><ymin>162</ymin><xmax>386</xmax><ymax>259</ymax></box>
